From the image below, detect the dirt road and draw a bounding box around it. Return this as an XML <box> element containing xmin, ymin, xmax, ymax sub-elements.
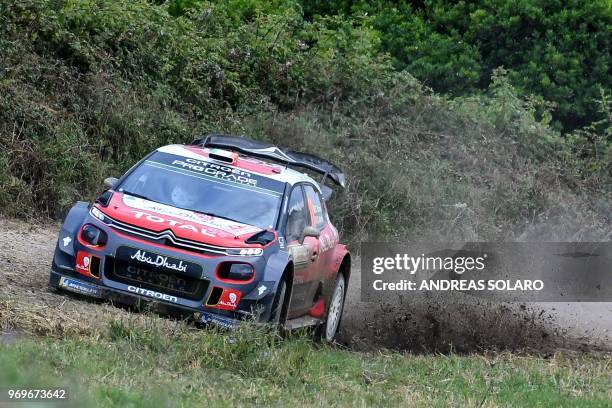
<box><xmin>340</xmin><ymin>262</ymin><xmax>611</xmax><ymax>353</ymax></box>
<box><xmin>1</xmin><ymin>218</ymin><xmax>610</xmax><ymax>353</ymax></box>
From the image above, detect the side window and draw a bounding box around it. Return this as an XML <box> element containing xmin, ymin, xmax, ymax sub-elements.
<box><xmin>285</xmin><ymin>186</ymin><xmax>308</xmax><ymax>242</ymax></box>
<box><xmin>304</xmin><ymin>185</ymin><xmax>326</xmax><ymax>229</ymax></box>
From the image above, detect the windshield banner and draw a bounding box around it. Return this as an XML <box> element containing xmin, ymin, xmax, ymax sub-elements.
<box><xmin>148</xmin><ymin>151</ymin><xmax>285</xmax><ymax>194</ymax></box>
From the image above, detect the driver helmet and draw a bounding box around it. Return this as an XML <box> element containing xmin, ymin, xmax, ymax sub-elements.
<box><xmin>171</xmin><ymin>184</ymin><xmax>197</xmax><ymax>208</ymax></box>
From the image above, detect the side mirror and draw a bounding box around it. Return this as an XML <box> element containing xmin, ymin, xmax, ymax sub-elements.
<box><xmin>300</xmin><ymin>225</ymin><xmax>320</xmax><ymax>243</ymax></box>
<box><xmin>104</xmin><ymin>177</ymin><xmax>119</xmax><ymax>189</ymax></box>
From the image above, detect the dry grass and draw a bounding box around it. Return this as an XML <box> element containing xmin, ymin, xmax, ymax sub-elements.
<box><xmin>0</xmin><ymin>218</ymin><xmax>183</xmax><ymax>339</ymax></box>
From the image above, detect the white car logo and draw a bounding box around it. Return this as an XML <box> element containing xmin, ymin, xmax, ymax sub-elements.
<box><xmin>257</xmin><ymin>285</ymin><xmax>267</xmax><ymax>295</ymax></box>
<box><xmin>229</xmin><ymin>293</ymin><xmax>237</xmax><ymax>304</ymax></box>
<box><xmin>62</xmin><ymin>236</ymin><xmax>72</xmax><ymax>247</ymax></box>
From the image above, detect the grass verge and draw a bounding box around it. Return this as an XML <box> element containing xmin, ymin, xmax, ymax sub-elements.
<box><xmin>1</xmin><ymin>317</ymin><xmax>610</xmax><ymax>407</ymax></box>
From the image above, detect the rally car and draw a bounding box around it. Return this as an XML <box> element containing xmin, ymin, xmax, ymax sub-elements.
<box><xmin>49</xmin><ymin>135</ymin><xmax>351</xmax><ymax>341</ymax></box>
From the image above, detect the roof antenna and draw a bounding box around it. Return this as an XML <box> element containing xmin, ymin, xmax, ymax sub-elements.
<box><xmin>320</xmin><ymin>168</ymin><xmax>330</xmax><ymax>185</ymax></box>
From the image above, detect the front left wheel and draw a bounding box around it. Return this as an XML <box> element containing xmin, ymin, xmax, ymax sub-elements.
<box><xmin>269</xmin><ymin>279</ymin><xmax>288</xmax><ymax>326</ymax></box>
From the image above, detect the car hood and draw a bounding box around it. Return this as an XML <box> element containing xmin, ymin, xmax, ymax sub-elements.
<box><xmin>98</xmin><ymin>192</ymin><xmax>265</xmax><ymax>247</ymax></box>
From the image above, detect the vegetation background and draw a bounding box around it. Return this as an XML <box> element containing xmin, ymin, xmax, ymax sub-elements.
<box><xmin>0</xmin><ymin>2</ymin><xmax>611</xmax><ymax>406</ymax></box>
<box><xmin>0</xmin><ymin>0</ymin><xmax>610</xmax><ymax>243</ymax></box>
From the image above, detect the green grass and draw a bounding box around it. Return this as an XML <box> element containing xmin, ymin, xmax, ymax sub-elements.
<box><xmin>1</xmin><ymin>319</ymin><xmax>610</xmax><ymax>407</ymax></box>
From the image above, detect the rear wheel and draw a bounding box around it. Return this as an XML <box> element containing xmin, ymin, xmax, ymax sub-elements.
<box><xmin>322</xmin><ymin>274</ymin><xmax>345</xmax><ymax>342</ymax></box>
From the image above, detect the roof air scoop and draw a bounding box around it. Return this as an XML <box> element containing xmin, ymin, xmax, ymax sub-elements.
<box><xmin>208</xmin><ymin>148</ymin><xmax>236</xmax><ymax>164</ymax></box>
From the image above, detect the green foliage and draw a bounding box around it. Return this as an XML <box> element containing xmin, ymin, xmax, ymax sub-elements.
<box><xmin>168</xmin><ymin>0</ymin><xmax>293</xmax><ymax>18</ymax></box>
<box><xmin>0</xmin><ymin>0</ymin><xmax>390</xmax><ymax>217</ymax></box>
<box><xmin>0</xmin><ymin>0</ymin><xmax>609</xmax><ymax>241</ymax></box>
<box><xmin>302</xmin><ymin>0</ymin><xmax>612</xmax><ymax>131</ymax></box>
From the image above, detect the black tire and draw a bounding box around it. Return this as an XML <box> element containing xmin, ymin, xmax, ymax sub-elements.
<box><xmin>269</xmin><ymin>279</ymin><xmax>288</xmax><ymax>326</ymax></box>
<box><xmin>317</xmin><ymin>273</ymin><xmax>346</xmax><ymax>343</ymax></box>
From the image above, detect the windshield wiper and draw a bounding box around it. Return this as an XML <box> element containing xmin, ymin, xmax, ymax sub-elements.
<box><xmin>120</xmin><ymin>190</ymin><xmax>155</xmax><ymax>202</ymax></box>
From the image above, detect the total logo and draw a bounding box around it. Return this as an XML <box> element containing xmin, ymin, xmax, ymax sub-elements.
<box><xmin>131</xmin><ymin>211</ymin><xmax>216</xmax><ymax>237</ymax></box>
<box><xmin>211</xmin><ymin>288</ymin><xmax>242</xmax><ymax>311</ymax></box>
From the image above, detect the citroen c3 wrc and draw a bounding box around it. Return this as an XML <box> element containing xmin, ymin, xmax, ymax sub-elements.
<box><xmin>49</xmin><ymin>135</ymin><xmax>351</xmax><ymax>341</ymax></box>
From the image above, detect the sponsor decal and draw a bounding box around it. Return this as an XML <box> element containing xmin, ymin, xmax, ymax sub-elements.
<box><xmin>200</xmin><ymin>312</ymin><xmax>239</xmax><ymax>329</ymax></box>
<box><xmin>149</xmin><ymin>149</ymin><xmax>286</xmax><ymax>194</ymax></box>
<box><xmin>127</xmin><ymin>286</ymin><xmax>179</xmax><ymax>303</ymax></box>
<box><xmin>59</xmin><ymin>277</ymin><xmax>101</xmax><ymax>297</ymax></box>
<box><xmin>213</xmin><ymin>288</ymin><xmax>242</xmax><ymax>311</ymax></box>
<box><xmin>62</xmin><ymin>236</ymin><xmax>72</xmax><ymax>247</ymax></box>
<box><xmin>122</xmin><ymin>195</ymin><xmax>261</xmax><ymax>236</ymax></box>
<box><xmin>131</xmin><ymin>209</ymin><xmax>216</xmax><ymax>238</ymax></box>
<box><xmin>125</xmin><ymin>265</ymin><xmax>191</xmax><ymax>293</ymax></box>
<box><xmin>75</xmin><ymin>251</ymin><xmax>93</xmax><ymax>275</ymax></box>
<box><xmin>288</xmin><ymin>245</ymin><xmax>309</xmax><ymax>267</ymax></box>
<box><xmin>115</xmin><ymin>246</ymin><xmax>201</xmax><ymax>277</ymax></box>
<box><xmin>319</xmin><ymin>231</ymin><xmax>338</xmax><ymax>253</ymax></box>
<box><xmin>171</xmin><ymin>158</ymin><xmax>258</xmax><ymax>186</ymax></box>
<box><xmin>257</xmin><ymin>285</ymin><xmax>267</xmax><ymax>296</ymax></box>
<box><xmin>130</xmin><ymin>249</ymin><xmax>187</xmax><ymax>273</ymax></box>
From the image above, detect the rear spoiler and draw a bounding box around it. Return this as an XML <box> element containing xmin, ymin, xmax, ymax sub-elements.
<box><xmin>192</xmin><ymin>134</ymin><xmax>346</xmax><ymax>189</ymax></box>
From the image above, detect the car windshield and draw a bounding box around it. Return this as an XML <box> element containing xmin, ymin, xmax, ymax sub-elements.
<box><xmin>117</xmin><ymin>151</ymin><xmax>285</xmax><ymax>229</ymax></box>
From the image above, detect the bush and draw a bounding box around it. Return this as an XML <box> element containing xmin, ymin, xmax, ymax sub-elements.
<box><xmin>0</xmin><ymin>0</ymin><xmax>389</xmax><ymax>216</ymax></box>
<box><xmin>0</xmin><ymin>0</ymin><xmax>609</xmax><ymax>241</ymax></box>
<box><xmin>302</xmin><ymin>0</ymin><xmax>612</xmax><ymax>132</ymax></box>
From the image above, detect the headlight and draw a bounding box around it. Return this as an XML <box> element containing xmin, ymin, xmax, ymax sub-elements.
<box><xmin>90</xmin><ymin>207</ymin><xmax>109</xmax><ymax>224</ymax></box>
<box><xmin>217</xmin><ymin>263</ymin><xmax>255</xmax><ymax>282</ymax></box>
<box><xmin>80</xmin><ymin>224</ymin><xmax>108</xmax><ymax>247</ymax></box>
<box><xmin>226</xmin><ymin>247</ymin><xmax>263</xmax><ymax>256</ymax></box>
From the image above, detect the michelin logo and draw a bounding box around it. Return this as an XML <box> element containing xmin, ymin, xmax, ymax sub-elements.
<box><xmin>127</xmin><ymin>286</ymin><xmax>178</xmax><ymax>303</ymax></box>
<box><xmin>200</xmin><ymin>312</ymin><xmax>238</xmax><ymax>329</ymax></box>
<box><xmin>59</xmin><ymin>277</ymin><xmax>101</xmax><ymax>297</ymax></box>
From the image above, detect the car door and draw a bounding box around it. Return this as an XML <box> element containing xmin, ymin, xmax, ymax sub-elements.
<box><xmin>285</xmin><ymin>184</ymin><xmax>320</xmax><ymax>318</ymax></box>
<box><xmin>303</xmin><ymin>184</ymin><xmax>335</xmax><ymax>282</ymax></box>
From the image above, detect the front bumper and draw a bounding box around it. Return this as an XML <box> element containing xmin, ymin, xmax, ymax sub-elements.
<box><xmin>50</xmin><ymin>269</ymin><xmax>243</xmax><ymax>328</ymax></box>
<box><xmin>52</xmin><ymin>211</ymin><xmax>281</xmax><ymax>326</ymax></box>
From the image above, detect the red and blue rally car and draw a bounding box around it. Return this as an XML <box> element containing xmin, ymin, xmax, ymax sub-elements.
<box><xmin>49</xmin><ymin>135</ymin><xmax>351</xmax><ymax>341</ymax></box>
